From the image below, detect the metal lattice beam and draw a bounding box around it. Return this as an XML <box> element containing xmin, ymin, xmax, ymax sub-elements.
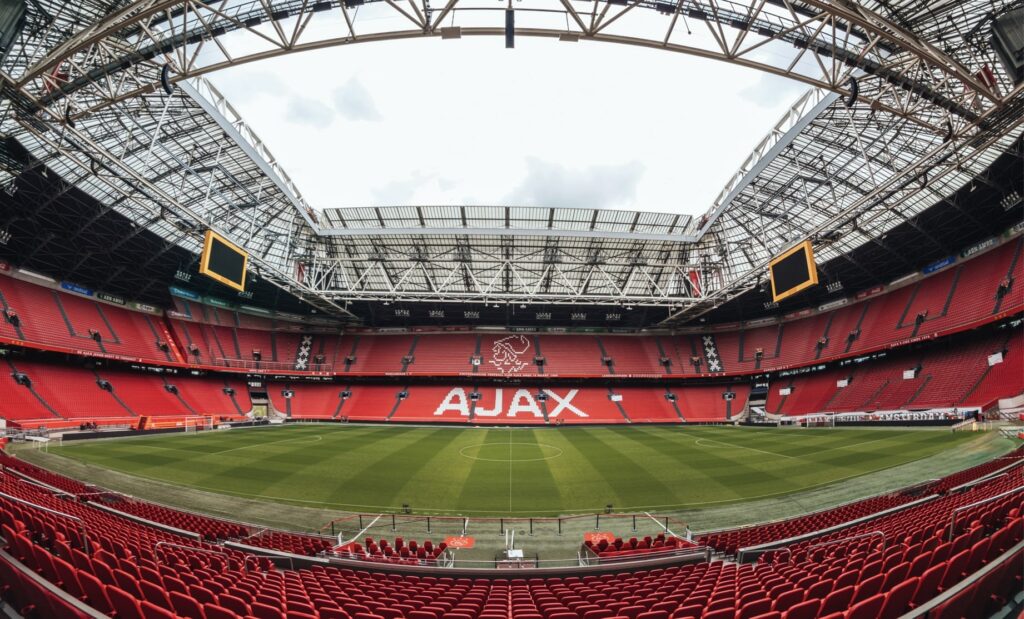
<box><xmin>0</xmin><ymin>0</ymin><xmax>1020</xmax><ymax>316</ymax></box>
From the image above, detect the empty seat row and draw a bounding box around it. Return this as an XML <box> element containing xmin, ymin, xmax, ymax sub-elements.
<box><xmin>0</xmin><ymin>445</ymin><xmax>1020</xmax><ymax>618</ymax></box>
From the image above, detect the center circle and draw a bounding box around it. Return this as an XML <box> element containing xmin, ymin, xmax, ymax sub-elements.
<box><xmin>459</xmin><ymin>442</ymin><xmax>564</xmax><ymax>462</ymax></box>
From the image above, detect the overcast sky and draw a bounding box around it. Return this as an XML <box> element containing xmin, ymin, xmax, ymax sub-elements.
<box><xmin>208</xmin><ymin>36</ymin><xmax>805</xmax><ymax>216</ymax></box>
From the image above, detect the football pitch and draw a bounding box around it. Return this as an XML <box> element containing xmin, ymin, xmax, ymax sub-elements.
<box><xmin>51</xmin><ymin>424</ymin><xmax>978</xmax><ymax>516</ymax></box>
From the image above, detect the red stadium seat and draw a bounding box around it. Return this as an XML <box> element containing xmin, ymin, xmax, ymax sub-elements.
<box><xmin>107</xmin><ymin>585</ymin><xmax>145</xmax><ymax>619</ymax></box>
<box><xmin>879</xmin><ymin>577</ymin><xmax>919</xmax><ymax>617</ymax></box>
<box><xmin>783</xmin><ymin>599</ymin><xmax>820</xmax><ymax>619</ymax></box>
<box><xmin>141</xmin><ymin>600</ymin><xmax>178</xmax><ymax>619</ymax></box>
<box><xmin>171</xmin><ymin>590</ymin><xmax>206</xmax><ymax>619</ymax></box>
<box><xmin>0</xmin><ymin>409</ymin><xmax>1020</xmax><ymax>619</ymax></box>
<box><xmin>252</xmin><ymin>602</ymin><xmax>288</xmax><ymax>619</ymax></box>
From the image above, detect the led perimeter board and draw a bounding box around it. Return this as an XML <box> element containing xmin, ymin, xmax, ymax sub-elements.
<box><xmin>199</xmin><ymin>230</ymin><xmax>248</xmax><ymax>292</ymax></box>
<box><xmin>769</xmin><ymin>240</ymin><xmax>818</xmax><ymax>302</ymax></box>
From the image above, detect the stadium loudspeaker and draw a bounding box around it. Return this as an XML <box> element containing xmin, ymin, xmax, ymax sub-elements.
<box><xmin>843</xmin><ymin>77</ymin><xmax>858</xmax><ymax>108</ymax></box>
<box><xmin>0</xmin><ymin>0</ymin><xmax>25</xmax><ymax>64</ymax></box>
<box><xmin>160</xmin><ymin>64</ymin><xmax>174</xmax><ymax>95</ymax></box>
<box><xmin>991</xmin><ymin>7</ymin><xmax>1024</xmax><ymax>85</ymax></box>
<box><xmin>505</xmin><ymin>9</ymin><xmax>514</xmax><ymax>49</ymax></box>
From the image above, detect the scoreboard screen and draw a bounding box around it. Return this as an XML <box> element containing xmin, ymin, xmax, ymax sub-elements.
<box><xmin>769</xmin><ymin>240</ymin><xmax>818</xmax><ymax>302</ymax></box>
<box><xmin>199</xmin><ymin>230</ymin><xmax>248</xmax><ymax>292</ymax></box>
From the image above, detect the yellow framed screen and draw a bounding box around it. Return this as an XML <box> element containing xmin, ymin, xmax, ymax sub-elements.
<box><xmin>199</xmin><ymin>230</ymin><xmax>248</xmax><ymax>292</ymax></box>
<box><xmin>769</xmin><ymin>240</ymin><xmax>818</xmax><ymax>302</ymax></box>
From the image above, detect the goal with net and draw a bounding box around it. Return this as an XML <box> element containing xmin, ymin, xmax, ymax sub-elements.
<box><xmin>183</xmin><ymin>416</ymin><xmax>215</xmax><ymax>433</ymax></box>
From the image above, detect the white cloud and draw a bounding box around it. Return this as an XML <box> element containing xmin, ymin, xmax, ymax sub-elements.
<box><xmin>286</xmin><ymin>96</ymin><xmax>334</xmax><ymax>128</ymax></box>
<box><xmin>334</xmin><ymin>77</ymin><xmax>383</xmax><ymax>122</ymax></box>
<box><xmin>210</xmin><ymin>36</ymin><xmax>807</xmax><ymax>215</ymax></box>
<box><xmin>208</xmin><ymin>70</ymin><xmax>286</xmax><ymax>103</ymax></box>
<box><xmin>739</xmin><ymin>73</ymin><xmax>806</xmax><ymax>108</ymax></box>
<box><xmin>371</xmin><ymin>172</ymin><xmax>434</xmax><ymax>204</ymax></box>
<box><xmin>505</xmin><ymin>158</ymin><xmax>645</xmax><ymax>209</ymax></box>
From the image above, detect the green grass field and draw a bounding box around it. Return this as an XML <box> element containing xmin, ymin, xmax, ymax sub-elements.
<box><xmin>51</xmin><ymin>424</ymin><xmax>978</xmax><ymax>516</ymax></box>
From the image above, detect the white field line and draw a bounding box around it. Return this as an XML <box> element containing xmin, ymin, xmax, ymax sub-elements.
<box><xmin>338</xmin><ymin>514</ymin><xmax>383</xmax><ymax>547</ymax></box>
<box><xmin>694</xmin><ymin>433</ymin><xmax>909</xmax><ymax>462</ymax></box>
<box><xmin>44</xmin><ymin>425</ymin><xmax>987</xmax><ymax>516</ymax></box>
<box><xmin>694</xmin><ymin>437</ymin><xmax>799</xmax><ymax>460</ymax></box>
<box><xmin>508</xmin><ymin>430</ymin><xmax>513</xmax><ymax>512</ymax></box>
<box><xmin>644</xmin><ymin>511</ymin><xmax>683</xmax><ymax>539</ymax></box>
<box><xmin>54</xmin><ymin>448</ymin><xmax>957</xmax><ymax>515</ymax></box>
<box><xmin>810</xmin><ymin>435</ymin><xmax>906</xmax><ymax>454</ymax></box>
<box><xmin>210</xmin><ymin>434</ymin><xmax>322</xmax><ymax>456</ymax></box>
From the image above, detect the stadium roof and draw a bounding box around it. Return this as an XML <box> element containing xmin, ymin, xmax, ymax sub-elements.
<box><xmin>0</xmin><ymin>0</ymin><xmax>1021</xmax><ymax>323</ymax></box>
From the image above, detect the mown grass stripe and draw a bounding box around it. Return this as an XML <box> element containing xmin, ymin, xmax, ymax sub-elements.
<box><xmin>51</xmin><ymin>424</ymin><xmax>983</xmax><ymax>516</ymax></box>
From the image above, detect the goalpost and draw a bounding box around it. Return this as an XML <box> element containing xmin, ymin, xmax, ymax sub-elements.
<box><xmin>184</xmin><ymin>416</ymin><xmax>215</xmax><ymax>433</ymax></box>
<box><xmin>803</xmin><ymin>414</ymin><xmax>835</xmax><ymax>428</ymax></box>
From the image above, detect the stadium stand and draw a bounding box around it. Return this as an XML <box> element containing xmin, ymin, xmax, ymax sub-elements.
<box><xmin>0</xmin><ymin>240</ymin><xmax>1020</xmax><ymax>382</ymax></box>
<box><xmin>0</xmin><ymin>359</ymin><xmax>64</xmax><ymax>423</ymax></box>
<box><xmin>1</xmin><ymin>3</ymin><xmax>1021</xmax><ymax>615</ymax></box>
<box><xmin>598</xmin><ymin>335</ymin><xmax>669</xmax><ymax>375</ymax></box>
<box><xmin>345</xmin><ymin>385</ymin><xmax>650</xmax><ymax>424</ymax></box>
<box><xmin>98</xmin><ymin>498</ymin><xmax>250</xmax><ymax>542</ymax></box>
<box><xmin>2</xmin><ymin>324</ymin><xmax>1019</xmax><ymax>427</ymax></box>
<box><xmin>960</xmin><ymin>333</ymin><xmax>1024</xmax><ymax>409</ymax></box>
<box><xmin>266</xmin><ymin>384</ymin><xmax>695</xmax><ymax>424</ymax></box>
<box><xmin>698</xmin><ymin>447</ymin><xmax>1024</xmax><ymax>555</ymax></box>
<box><xmin>240</xmin><ymin>531</ymin><xmax>334</xmax><ymax>557</ymax></box>
<box><xmin>345</xmin><ymin>334</ymin><xmax>415</xmax><ymax>373</ymax></box>
<box><xmin>616</xmin><ymin>387</ymin><xmax>684</xmax><ymax>423</ymax></box>
<box><xmin>341</xmin><ymin>384</ymin><xmax>406</xmax><ymax>422</ymax></box>
<box><xmin>765</xmin><ymin>368</ymin><xmax>848</xmax><ymax>416</ymax></box>
<box><xmin>547</xmin><ymin>387</ymin><xmax>630</xmax><ymax>424</ymax></box>
<box><xmin>762</xmin><ymin>472</ymin><xmax>1021</xmax><ymax>573</ymax></box>
<box><xmin>0</xmin><ymin>446</ymin><xmax>1019</xmax><ymax>618</ymax></box>
<box><xmin>584</xmin><ymin>533</ymin><xmax>696</xmax><ymax>560</ymax></box>
<box><xmin>167</xmin><ymin>318</ymin><xmax>209</xmax><ymax>364</ymax></box>
<box><xmin>0</xmin><ymin>360</ymin><xmax>250</xmax><ymax>426</ymax></box>
<box><xmin>406</xmin><ymin>334</ymin><xmax>477</xmax><ymax>374</ymax></box>
<box><xmin>674</xmin><ymin>384</ymin><xmax>750</xmax><ymax>422</ymax></box>
<box><xmin>335</xmin><ymin>537</ymin><xmax>449</xmax><ymax>565</ymax></box>
<box><xmin>175</xmin><ymin>377</ymin><xmax>253</xmax><ymax>418</ymax></box>
<box><xmin>390</xmin><ymin>385</ymin><xmax>471</xmax><ymax>423</ymax></box>
<box><xmin>0</xmin><ymin>274</ymin><xmax>177</xmax><ymax>364</ymax></box>
<box><xmin>533</xmin><ymin>335</ymin><xmax>609</xmax><ymax>375</ymax></box>
<box><xmin>767</xmin><ymin>327</ymin><xmax>1020</xmax><ymax>416</ymax></box>
<box><xmin>270</xmin><ymin>381</ymin><xmax>350</xmax><ymax>419</ymax></box>
<box><xmin>0</xmin><ymin>241</ymin><xmax>1020</xmax><ymax>430</ymax></box>
<box><xmin>21</xmin><ymin>362</ymin><xmax>136</xmax><ymax>419</ymax></box>
<box><xmin>0</xmin><ymin>451</ymin><xmax>95</xmax><ymax>496</ymax></box>
<box><xmin>93</xmin><ymin>370</ymin><xmax>191</xmax><ymax>417</ymax></box>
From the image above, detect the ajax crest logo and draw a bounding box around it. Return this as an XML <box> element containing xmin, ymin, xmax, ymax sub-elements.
<box><xmin>490</xmin><ymin>334</ymin><xmax>531</xmax><ymax>374</ymax></box>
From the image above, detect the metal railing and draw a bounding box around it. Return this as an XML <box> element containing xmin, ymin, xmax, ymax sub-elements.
<box><xmin>950</xmin><ymin>418</ymin><xmax>992</xmax><ymax>432</ymax></box>
<box><xmin>948</xmin><ymin>484</ymin><xmax>1024</xmax><ymax>541</ymax></box>
<box><xmin>0</xmin><ymin>491</ymin><xmax>89</xmax><ymax>554</ymax></box>
<box><xmin>216</xmin><ymin>357</ymin><xmax>334</xmax><ymax>372</ymax></box>
<box><xmin>773</xmin><ymin>530</ymin><xmax>885</xmax><ymax>564</ymax></box>
<box><xmin>899</xmin><ymin>539</ymin><xmax>1024</xmax><ymax>618</ymax></box>
<box><xmin>581</xmin><ymin>544</ymin><xmax>710</xmax><ymax>566</ymax></box>
<box><xmin>154</xmin><ymin>541</ymin><xmax>264</xmax><ymax>573</ymax></box>
<box><xmin>319</xmin><ymin>512</ymin><xmax>684</xmax><ymax>543</ymax></box>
